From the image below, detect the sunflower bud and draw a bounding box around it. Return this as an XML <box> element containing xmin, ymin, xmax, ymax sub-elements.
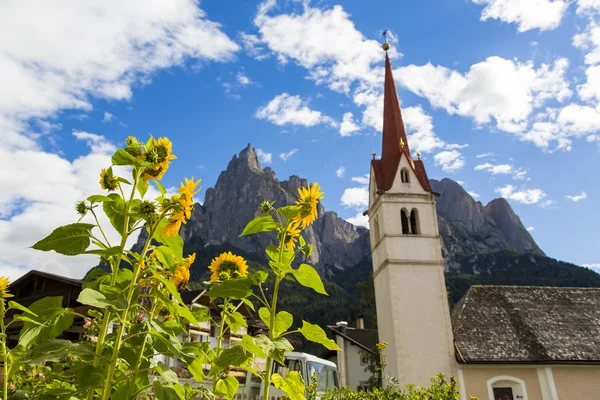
<box><xmin>144</xmin><ymin>149</ymin><xmax>160</xmax><ymax>164</ymax></box>
<box><xmin>301</xmin><ymin>244</ymin><xmax>313</xmax><ymax>257</ymax></box>
<box><xmin>260</xmin><ymin>200</ymin><xmax>275</xmax><ymax>213</ymax></box>
<box><xmin>99</xmin><ymin>168</ymin><xmax>119</xmax><ymax>191</ymax></box>
<box><xmin>125</xmin><ymin>136</ymin><xmax>139</xmax><ymax>146</ymax></box>
<box><xmin>140</xmin><ymin>200</ymin><xmax>157</xmax><ymax>217</ymax></box>
<box><xmin>75</xmin><ymin>201</ymin><xmax>88</xmax><ymax>216</ymax></box>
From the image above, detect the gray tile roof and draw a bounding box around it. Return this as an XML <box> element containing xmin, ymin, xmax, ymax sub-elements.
<box><xmin>452</xmin><ymin>285</ymin><xmax>600</xmax><ymax>363</ymax></box>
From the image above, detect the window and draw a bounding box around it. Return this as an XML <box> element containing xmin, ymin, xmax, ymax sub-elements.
<box><xmin>400</xmin><ymin>168</ymin><xmax>410</xmax><ymax>183</ymax></box>
<box><xmin>410</xmin><ymin>209</ymin><xmax>419</xmax><ymax>235</ymax></box>
<box><xmin>273</xmin><ymin>358</ymin><xmax>302</xmax><ymax>378</ymax></box>
<box><xmin>493</xmin><ymin>388</ymin><xmax>514</xmax><ymax>400</ymax></box>
<box><xmin>487</xmin><ymin>376</ymin><xmax>527</xmax><ymax>400</ymax></box>
<box><xmin>401</xmin><ymin>209</ymin><xmax>409</xmax><ymax>234</ymax></box>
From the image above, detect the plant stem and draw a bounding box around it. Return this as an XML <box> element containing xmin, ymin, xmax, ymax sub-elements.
<box><xmin>263</xmin><ymin>273</ymin><xmax>283</xmax><ymax>400</ymax></box>
<box><xmin>87</xmin><ymin>172</ymin><xmax>141</xmax><ymax>400</ymax></box>
<box><xmin>1</xmin><ymin>314</ymin><xmax>8</xmax><ymax>400</ymax></box>
<box><xmin>212</xmin><ymin>300</ymin><xmax>229</xmax><ymax>400</ymax></box>
<box><xmin>99</xmin><ymin>214</ymin><xmax>162</xmax><ymax>400</ymax></box>
<box><xmin>127</xmin><ymin>300</ymin><xmax>157</xmax><ymax>397</ymax></box>
<box><xmin>90</xmin><ymin>209</ymin><xmax>111</xmax><ymax>247</ymax></box>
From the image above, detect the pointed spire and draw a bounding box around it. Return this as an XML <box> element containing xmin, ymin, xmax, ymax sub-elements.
<box><xmin>381</xmin><ymin>53</ymin><xmax>410</xmax><ymax>162</ymax></box>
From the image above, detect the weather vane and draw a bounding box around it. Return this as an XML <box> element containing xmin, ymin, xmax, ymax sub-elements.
<box><xmin>382</xmin><ymin>30</ymin><xmax>390</xmax><ymax>51</ymax></box>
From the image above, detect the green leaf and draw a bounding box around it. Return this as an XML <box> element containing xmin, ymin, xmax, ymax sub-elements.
<box><xmin>74</xmin><ymin>364</ymin><xmax>104</xmax><ymax>390</ymax></box>
<box><xmin>293</xmin><ymin>264</ymin><xmax>327</xmax><ymax>295</ymax></box>
<box><xmin>239</xmin><ymin>213</ymin><xmax>278</xmax><ymax>237</ymax></box>
<box><xmin>18</xmin><ymin>297</ymin><xmax>74</xmax><ymax>348</ymax></box>
<box><xmin>84</xmin><ymin>245</ymin><xmax>123</xmax><ymax>256</ymax></box>
<box><xmin>240</xmin><ymin>334</ymin><xmax>267</xmax><ymax>359</ymax></box>
<box><xmin>299</xmin><ymin>234</ymin><xmax>306</xmax><ymax>247</ymax></box>
<box><xmin>298</xmin><ymin>321</ymin><xmax>340</xmax><ymax>351</ymax></box>
<box><xmin>22</xmin><ymin>339</ymin><xmax>92</xmax><ymax>364</ymax></box>
<box><xmin>77</xmin><ymin>288</ymin><xmax>127</xmax><ymax>310</ymax></box>
<box><xmin>152</xmin><ymin>273</ymin><xmax>198</xmax><ymax>325</ymax></box>
<box><xmin>253</xmin><ymin>334</ymin><xmax>293</xmax><ymax>365</ymax></box>
<box><xmin>137</xmin><ymin>177</ymin><xmax>149</xmax><ymax>197</ymax></box>
<box><xmin>277</xmin><ymin>206</ymin><xmax>299</xmax><ymax>221</ymax></box>
<box><xmin>205</xmin><ymin>278</ymin><xmax>252</xmax><ymax>300</ymax></box>
<box><xmin>211</xmin><ymin>346</ymin><xmax>252</xmax><ymax>375</ymax></box>
<box><xmin>8</xmin><ymin>301</ymin><xmax>37</xmax><ymax>316</ymax></box>
<box><xmin>224</xmin><ymin>310</ymin><xmax>247</xmax><ymax>333</ymax></box>
<box><xmin>103</xmin><ymin>194</ymin><xmax>127</xmax><ymax>234</ymax></box>
<box><xmin>112</xmin><ymin>148</ymin><xmax>151</xmax><ymax>168</ymax></box>
<box><xmin>155</xmin><ymin>180</ymin><xmax>167</xmax><ymax>196</ymax></box>
<box><xmin>155</xmin><ymin>361</ymin><xmax>179</xmax><ymax>384</ymax></box>
<box><xmin>215</xmin><ymin>376</ymin><xmax>239</xmax><ymax>400</ymax></box>
<box><xmin>258</xmin><ymin>308</ymin><xmax>292</xmax><ymax>338</ymax></box>
<box><xmin>187</xmin><ymin>357</ymin><xmax>206</xmax><ymax>382</ymax></box>
<box><xmin>87</xmin><ymin>194</ymin><xmax>114</xmax><ymax>203</ymax></box>
<box><xmin>153</xmin><ymin>245</ymin><xmax>177</xmax><ymax>269</ymax></box>
<box><xmin>266</xmin><ymin>245</ymin><xmax>295</xmax><ymax>270</ymax></box>
<box><xmin>272</xmin><ymin>371</ymin><xmax>305</xmax><ymax>400</ymax></box>
<box><xmin>241</xmin><ymin>297</ymin><xmax>256</xmax><ymax>311</ymax></box>
<box><xmin>250</xmin><ymin>270</ymin><xmax>269</xmax><ymax>285</ymax></box>
<box><xmin>31</xmin><ymin>223</ymin><xmax>95</xmax><ymax>255</ymax></box>
<box><xmin>152</xmin><ymin>381</ymin><xmax>185</xmax><ymax>400</ymax></box>
<box><xmin>153</xmin><ymin>219</ymin><xmax>184</xmax><ymax>259</ymax></box>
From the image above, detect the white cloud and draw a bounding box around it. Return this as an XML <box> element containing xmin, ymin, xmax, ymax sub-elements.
<box><xmin>578</xmin><ymin>65</ymin><xmax>600</xmax><ymax>102</ymax></box>
<box><xmin>239</xmin><ymin>32</ymin><xmax>270</xmax><ymax>60</ymax></box>
<box><xmin>237</xmin><ymin>72</ymin><xmax>252</xmax><ymax>86</ymax></box>
<box><xmin>336</xmin><ymin>167</ymin><xmax>346</xmax><ymax>178</ymax></box>
<box><xmin>468</xmin><ymin>191</ymin><xmax>481</xmax><ymax>199</ymax></box>
<box><xmin>476</xmin><ymin>152</ymin><xmax>495</xmax><ymax>158</ymax></box>
<box><xmin>474</xmin><ymin>162</ymin><xmax>528</xmax><ymax>179</ymax></box>
<box><xmin>256</xmin><ymin>93</ymin><xmax>328</xmax><ymax>127</ymax></box>
<box><xmin>573</xmin><ymin>20</ymin><xmax>600</xmax><ymax>65</ymax></box>
<box><xmin>472</xmin><ymin>0</ymin><xmax>568</xmax><ymax>32</ymax></box>
<box><xmin>256</xmin><ymin>148</ymin><xmax>272</xmax><ymax>164</ymax></box>
<box><xmin>566</xmin><ymin>191</ymin><xmax>587</xmax><ymax>201</ymax></box>
<box><xmin>339</xmin><ymin>112</ymin><xmax>359</xmax><ymax>136</ymax></box>
<box><xmin>403</xmin><ymin>106</ymin><xmax>447</xmax><ymax>153</ymax></box>
<box><xmin>583</xmin><ymin>263</ymin><xmax>600</xmax><ymax>273</ymax></box>
<box><xmin>0</xmin><ymin>0</ymin><xmax>239</xmax><ymax>151</ymax></box>
<box><xmin>340</xmin><ymin>187</ymin><xmax>369</xmax><ymax>209</ymax></box>
<box><xmin>475</xmin><ymin>163</ymin><xmax>513</xmax><ymax>174</ymax></box>
<box><xmin>102</xmin><ymin>111</ymin><xmax>114</xmax><ymax>122</ymax></box>
<box><xmin>495</xmin><ymin>184</ymin><xmax>547</xmax><ymax>204</ymax></box>
<box><xmin>346</xmin><ymin>211</ymin><xmax>369</xmax><ymax>228</ymax></box>
<box><xmin>396</xmin><ymin>57</ymin><xmax>572</xmax><ymax>136</ymax></box>
<box><xmin>352</xmin><ymin>174</ymin><xmax>370</xmax><ymax>185</ymax></box>
<box><xmin>279</xmin><ymin>148</ymin><xmax>298</xmax><ymax>161</ymax></box>
<box><xmin>527</xmin><ymin>226</ymin><xmax>535</xmax><ymax>231</ymax></box>
<box><xmin>0</xmin><ymin>132</ymin><xmax>161</xmax><ymax>281</ymax></box>
<box><xmin>434</xmin><ymin>150</ymin><xmax>466</xmax><ymax>172</ymax></box>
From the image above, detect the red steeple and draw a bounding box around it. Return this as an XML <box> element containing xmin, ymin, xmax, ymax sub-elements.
<box><xmin>371</xmin><ymin>50</ymin><xmax>432</xmax><ymax>193</ymax></box>
<box><xmin>382</xmin><ymin>52</ymin><xmax>410</xmax><ymax>161</ymax></box>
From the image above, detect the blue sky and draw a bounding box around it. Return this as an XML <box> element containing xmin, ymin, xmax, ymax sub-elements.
<box><xmin>1</xmin><ymin>0</ymin><xmax>599</xmax><ymax>280</ymax></box>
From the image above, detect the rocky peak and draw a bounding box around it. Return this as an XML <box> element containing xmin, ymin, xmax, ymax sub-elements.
<box><xmin>226</xmin><ymin>143</ymin><xmax>262</xmax><ymax>173</ymax></box>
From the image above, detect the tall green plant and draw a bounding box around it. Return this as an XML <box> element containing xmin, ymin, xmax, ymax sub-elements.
<box><xmin>1</xmin><ymin>135</ymin><xmax>339</xmax><ymax>400</ymax></box>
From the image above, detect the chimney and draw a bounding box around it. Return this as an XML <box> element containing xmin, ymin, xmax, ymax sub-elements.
<box><xmin>336</xmin><ymin>321</ymin><xmax>348</xmax><ymax>334</ymax></box>
<box><xmin>356</xmin><ymin>314</ymin><xmax>364</xmax><ymax>330</ymax></box>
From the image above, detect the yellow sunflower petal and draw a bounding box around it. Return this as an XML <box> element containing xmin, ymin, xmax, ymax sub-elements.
<box><xmin>208</xmin><ymin>252</ymin><xmax>248</xmax><ymax>282</ymax></box>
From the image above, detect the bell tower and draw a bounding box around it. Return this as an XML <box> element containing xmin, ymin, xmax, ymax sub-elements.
<box><xmin>367</xmin><ymin>40</ymin><xmax>456</xmax><ymax>387</ymax></box>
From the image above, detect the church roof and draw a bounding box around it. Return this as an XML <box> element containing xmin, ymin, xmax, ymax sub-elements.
<box><xmin>327</xmin><ymin>325</ymin><xmax>379</xmax><ymax>353</ymax></box>
<box><xmin>452</xmin><ymin>285</ymin><xmax>600</xmax><ymax>364</ymax></box>
<box><xmin>371</xmin><ymin>53</ymin><xmax>432</xmax><ymax>193</ymax></box>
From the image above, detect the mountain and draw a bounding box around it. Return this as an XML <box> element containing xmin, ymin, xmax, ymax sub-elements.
<box><xmin>134</xmin><ymin>144</ymin><xmax>371</xmax><ymax>279</ymax></box>
<box><xmin>124</xmin><ymin>144</ymin><xmax>600</xmax><ymax>349</ymax></box>
<box><xmin>430</xmin><ymin>178</ymin><xmax>544</xmax><ymax>271</ymax></box>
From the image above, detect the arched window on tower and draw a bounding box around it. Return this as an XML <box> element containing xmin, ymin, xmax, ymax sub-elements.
<box><xmin>400</xmin><ymin>168</ymin><xmax>410</xmax><ymax>183</ymax></box>
<box><xmin>410</xmin><ymin>208</ymin><xmax>420</xmax><ymax>235</ymax></box>
<box><xmin>401</xmin><ymin>209</ymin><xmax>409</xmax><ymax>234</ymax></box>
<box><xmin>373</xmin><ymin>217</ymin><xmax>380</xmax><ymax>243</ymax></box>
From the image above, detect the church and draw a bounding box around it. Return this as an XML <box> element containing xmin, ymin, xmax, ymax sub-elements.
<box><xmin>366</xmin><ymin>43</ymin><xmax>600</xmax><ymax>400</ymax></box>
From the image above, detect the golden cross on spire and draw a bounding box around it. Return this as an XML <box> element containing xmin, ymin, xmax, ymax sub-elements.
<box><xmin>399</xmin><ymin>138</ymin><xmax>405</xmax><ymax>148</ymax></box>
<box><xmin>382</xmin><ymin>30</ymin><xmax>390</xmax><ymax>51</ymax></box>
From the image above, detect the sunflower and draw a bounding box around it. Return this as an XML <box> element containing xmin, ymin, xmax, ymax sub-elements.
<box><xmin>208</xmin><ymin>252</ymin><xmax>249</xmax><ymax>282</ymax></box>
<box><xmin>292</xmin><ymin>183</ymin><xmax>324</xmax><ymax>229</ymax></box>
<box><xmin>161</xmin><ymin>178</ymin><xmax>201</xmax><ymax>237</ymax></box>
<box><xmin>170</xmin><ymin>253</ymin><xmax>196</xmax><ymax>290</ymax></box>
<box><xmin>280</xmin><ymin>222</ymin><xmax>301</xmax><ymax>250</ymax></box>
<box><xmin>142</xmin><ymin>137</ymin><xmax>177</xmax><ymax>182</ymax></box>
<box><xmin>0</xmin><ymin>276</ymin><xmax>13</xmax><ymax>300</ymax></box>
<box><xmin>99</xmin><ymin>168</ymin><xmax>119</xmax><ymax>191</ymax></box>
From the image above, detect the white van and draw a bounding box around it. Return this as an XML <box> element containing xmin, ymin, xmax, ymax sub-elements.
<box><xmin>243</xmin><ymin>352</ymin><xmax>339</xmax><ymax>398</ymax></box>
